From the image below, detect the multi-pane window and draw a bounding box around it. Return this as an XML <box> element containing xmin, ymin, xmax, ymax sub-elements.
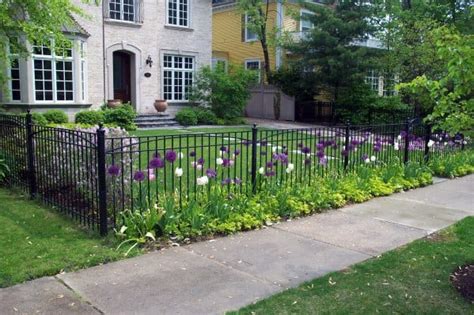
<box><xmin>163</xmin><ymin>55</ymin><xmax>194</xmax><ymax>101</ymax></box>
<box><xmin>33</xmin><ymin>42</ymin><xmax>74</xmax><ymax>102</ymax></box>
<box><xmin>211</xmin><ymin>58</ymin><xmax>228</xmax><ymax>72</ymax></box>
<box><xmin>245</xmin><ymin>60</ymin><xmax>261</xmax><ymax>82</ymax></box>
<box><xmin>10</xmin><ymin>59</ymin><xmax>21</xmax><ymax>101</ymax></box>
<box><xmin>109</xmin><ymin>0</ymin><xmax>136</xmax><ymax>22</ymax></box>
<box><xmin>245</xmin><ymin>14</ymin><xmax>258</xmax><ymax>42</ymax></box>
<box><xmin>300</xmin><ymin>11</ymin><xmax>315</xmax><ymax>32</ymax></box>
<box><xmin>167</xmin><ymin>0</ymin><xmax>190</xmax><ymax>27</ymax></box>
<box><xmin>365</xmin><ymin>70</ymin><xmax>379</xmax><ymax>93</ymax></box>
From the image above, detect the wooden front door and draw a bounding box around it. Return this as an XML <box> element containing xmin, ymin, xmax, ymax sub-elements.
<box><xmin>113</xmin><ymin>51</ymin><xmax>131</xmax><ymax>103</ymax></box>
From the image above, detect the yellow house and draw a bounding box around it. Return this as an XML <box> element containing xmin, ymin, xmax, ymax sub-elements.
<box><xmin>212</xmin><ymin>0</ymin><xmax>319</xmax><ymax>79</ymax></box>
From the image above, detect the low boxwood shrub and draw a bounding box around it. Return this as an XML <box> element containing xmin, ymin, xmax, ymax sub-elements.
<box><xmin>176</xmin><ymin>108</ymin><xmax>198</xmax><ymax>126</ymax></box>
<box><xmin>194</xmin><ymin>107</ymin><xmax>218</xmax><ymax>125</ymax></box>
<box><xmin>43</xmin><ymin>109</ymin><xmax>69</xmax><ymax>124</ymax></box>
<box><xmin>75</xmin><ymin>110</ymin><xmax>104</xmax><ymax>125</ymax></box>
<box><xmin>103</xmin><ymin>104</ymin><xmax>137</xmax><ymax>130</ymax></box>
<box><xmin>31</xmin><ymin>112</ymin><xmax>48</xmax><ymax>126</ymax></box>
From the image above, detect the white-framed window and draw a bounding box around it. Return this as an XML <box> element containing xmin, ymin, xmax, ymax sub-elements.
<box><xmin>211</xmin><ymin>58</ymin><xmax>228</xmax><ymax>72</ymax></box>
<box><xmin>32</xmin><ymin>42</ymin><xmax>74</xmax><ymax>102</ymax></box>
<box><xmin>80</xmin><ymin>41</ymin><xmax>87</xmax><ymax>102</ymax></box>
<box><xmin>162</xmin><ymin>54</ymin><xmax>194</xmax><ymax>101</ymax></box>
<box><xmin>10</xmin><ymin>59</ymin><xmax>21</xmax><ymax>101</ymax></box>
<box><xmin>167</xmin><ymin>0</ymin><xmax>190</xmax><ymax>27</ymax></box>
<box><xmin>245</xmin><ymin>13</ymin><xmax>258</xmax><ymax>42</ymax></box>
<box><xmin>300</xmin><ymin>9</ymin><xmax>315</xmax><ymax>32</ymax></box>
<box><xmin>109</xmin><ymin>0</ymin><xmax>136</xmax><ymax>22</ymax></box>
<box><xmin>365</xmin><ymin>70</ymin><xmax>379</xmax><ymax>94</ymax></box>
<box><xmin>245</xmin><ymin>59</ymin><xmax>261</xmax><ymax>82</ymax></box>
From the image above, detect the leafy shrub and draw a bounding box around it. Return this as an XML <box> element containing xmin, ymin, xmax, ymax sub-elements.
<box><xmin>75</xmin><ymin>110</ymin><xmax>104</xmax><ymax>125</ymax></box>
<box><xmin>43</xmin><ymin>109</ymin><xmax>68</xmax><ymax>124</ymax></box>
<box><xmin>189</xmin><ymin>64</ymin><xmax>256</xmax><ymax>120</ymax></box>
<box><xmin>428</xmin><ymin>150</ymin><xmax>474</xmax><ymax>178</ymax></box>
<box><xmin>194</xmin><ymin>107</ymin><xmax>218</xmax><ymax>125</ymax></box>
<box><xmin>31</xmin><ymin>112</ymin><xmax>48</xmax><ymax>126</ymax></box>
<box><xmin>175</xmin><ymin>108</ymin><xmax>198</xmax><ymax>126</ymax></box>
<box><xmin>103</xmin><ymin>104</ymin><xmax>137</xmax><ymax>130</ymax></box>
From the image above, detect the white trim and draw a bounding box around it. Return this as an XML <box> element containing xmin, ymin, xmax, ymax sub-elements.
<box><xmin>161</xmin><ymin>53</ymin><xmax>195</xmax><ymax>102</ymax></box>
<box><xmin>300</xmin><ymin>9</ymin><xmax>315</xmax><ymax>33</ymax></box>
<box><xmin>108</xmin><ymin>0</ymin><xmax>138</xmax><ymax>23</ymax></box>
<box><xmin>244</xmin><ymin>58</ymin><xmax>261</xmax><ymax>83</ymax></box>
<box><xmin>8</xmin><ymin>57</ymin><xmax>22</xmax><ymax>102</ymax></box>
<box><xmin>244</xmin><ymin>13</ymin><xmax>258</xmax><ymax>42</ymax></box>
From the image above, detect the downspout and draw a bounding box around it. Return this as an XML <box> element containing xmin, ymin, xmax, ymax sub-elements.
<box><xmin>275</xmin><ymin>0</ymin><xmax>283</xmax><ymax>69</ymax></box>
<box><xmin>102</xmin><ymin>0</ymin><xmax>107</xmax><ymax>103</ymax></box>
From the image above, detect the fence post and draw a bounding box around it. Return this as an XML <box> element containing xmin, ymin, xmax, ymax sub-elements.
<box><xmin>97</xmin><ymin>124</ymin><xmax>108</xmax><ymax>236</ymax></box>
<box><xmin>25</xmin><ymin>110</ymin><xmax>37</xmax><ymax>199</ymax></box>
<box><xmin>403</xmin><ymin>119</ymin><xmax>411</xmax><ymax>164</ymax></box>
<box><xmin>424</xmin><ymin>124</ymin><xmax>432</xmax><ymax>163</ymax></box>
<box><xmin>344</xmin><ymin>121</ymin><xmax>350</xmax><ymax>170</ymax></box>
<box><xmin>251</xmin><ymin>124</ymin><xmax>258</xmax><ymax>193</ymax></box>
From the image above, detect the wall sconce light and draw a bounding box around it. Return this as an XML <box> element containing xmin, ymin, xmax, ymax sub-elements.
<box><xmin>146</xmin><ymin>55</ymin><xmax>153</xmax><ymax>68</ymax></box>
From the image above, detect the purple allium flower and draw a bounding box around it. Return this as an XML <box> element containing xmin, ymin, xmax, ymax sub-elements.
<box><xmin>189</xmin><ymin>151</ymin><xmax>196</xmax><ymax>157</ymax></box>
<box><xmin>149</xmin><ymin>157</ymin><xmax>165</xmax><ymax>169</ymax></box>
<box><xmin>206</xmin><ymin>168</ymin><xmax>217</xmax><ymax>178</ymax></box>
<box><xmin>223</xmin><ymin>158</ymin><xmax>234</xmax><ymax>167</ymax></box>
<box><xmin>165</xmin><ymin>150</ymin><xmax>177</xmax><ymax>163</ymax></box>
<box><xmin>234</xmin><ymin>149</ymin><xmax>240</xmax><ymax>156</ymax></box>
<box><xmin>266</xmin><ymin>161</ymin><xmax>274</xmax><ymax>168</ymax></box>
<box><xmin>107</xmin><ymin>165</ymin><xmax>120</xmax><ymax>176</ymax></box>
<box><xmin>351</xmin><ymin>139</ymin><xmax>359</xmax><ymax>146</ymax></box>
<box><xmin>221</xmin><ymin>178</ymin><xmax>232</xmax><ymax>185</ymax></box>
<box><xmin>341</xmin><ymin>149</ymin><xmax>349</xmax><ymax>157</ymax></box>
<box><xmin>197</xmin><ymin>157</ymin><xmax>205</xmax><ymax>165</ymax></box>
<box><xmin>133</xmin><ymin>170</ymin><xmax>145</xmax><ymax>182</ymax></box>
<box><xmin>316</xmin><ymin>143</ymin><xmax>324</xmax><ymax>150</ymax></box>
<box><xmin>220</xmin><ymin>146</ymin><xmax>228</xmax><ymax>152</ymax></box>
<box><xmin>265</xmin><ymin>170</ymin><xmax>275</xmax><ymax>177</ymax></box>
<box><xmin>373</xmin><ymin>145</ymin><xmax>381</xmax><ymax>153</ymax></box>
<box><xmin>304</xmin><ymin>158</ymin><xmax>311</xmax><ymax>165</ymax></box>
<box><xmin>316</xmin><ymin>150</ymin><xmax>325</xmax><ymax>158</ymax></box>
<box><xmin>302</xmin><ymin>146</ymin><xmax>311</xmax><ymax>154</ymax></box>
<box><xmin>153</xmin><ymin>152</ymin><xmax>161</xmax><ymax>158</ymax></box>
<box><xmin>234</xmin><ymin>177</ymin><xmax>242</xmax><ymax>185</ymax></box>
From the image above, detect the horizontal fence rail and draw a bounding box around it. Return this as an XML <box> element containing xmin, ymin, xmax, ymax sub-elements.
<box><xmin>0</xmin><ymin>111</ymin><xmax>467</xmax><ymax>235</ymax></box>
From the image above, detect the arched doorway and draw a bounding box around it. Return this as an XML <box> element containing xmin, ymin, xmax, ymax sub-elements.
<box><xmin>113</xmin><ymin>51</ymin><xmax>132</xmax><ymax>104</ymax></box>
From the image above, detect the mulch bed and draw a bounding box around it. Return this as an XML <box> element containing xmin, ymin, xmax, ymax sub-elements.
<box><xmin>450</xmin><ymin>264</ymin><xmax>474</xmax><ymax>303</ymax></box>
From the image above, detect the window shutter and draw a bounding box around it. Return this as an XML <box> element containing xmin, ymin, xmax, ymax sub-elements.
<box><xmin>103</xmin><ymin>0</ymin><xmax>110</xmax><ymax>19</ymax></box>
<box><xmin>138</xmin><ymin>0</ymin><xmax>144</xmax><ymax>23</ymax></box>
<box><xmin>241</xmin><ymin>14</ymin><xmax>246</xmax><ymax>42</ymax></box>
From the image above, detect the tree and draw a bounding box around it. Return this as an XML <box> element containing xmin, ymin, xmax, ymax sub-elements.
<box><xmin>398</xmin><ymin>26</ymin><xmax>474</xmax><ymax>135</ymax></box>
<box><xmin>0</xmin><ymin>0</ymin><xmax>95</xmax><ymax>89</ymax></box>
<box><xmin>284</xmin><ymin>0</ymin><xmax>380</xmax><ymax>104</ymax></box>
<box><xmin>237</xmin><ymin>0</ymin><xmax>283</xmax><ymax>83</ymax></box>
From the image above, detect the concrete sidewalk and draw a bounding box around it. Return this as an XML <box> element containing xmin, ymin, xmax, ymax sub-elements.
<box><xmin>1</xmin><ymin>175</ymin><xmax>473</xmax><ymax>315</ymax></box>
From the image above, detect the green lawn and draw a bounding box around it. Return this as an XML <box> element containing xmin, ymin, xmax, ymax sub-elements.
<box><xmin>0</xmin><ymin>189</ymin><xmax>138</xmax><ymax>288</ymax></box>
<box><xmin>230</xmin><ymin>216</ymin><xmax>474</xmax><ymax>314</ymax></box>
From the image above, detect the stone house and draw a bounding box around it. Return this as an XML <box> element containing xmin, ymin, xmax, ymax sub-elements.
<box><xmin>1</xmin><ymin>0</ymin><xmax>212</xmax><ymax>118</ymax></box>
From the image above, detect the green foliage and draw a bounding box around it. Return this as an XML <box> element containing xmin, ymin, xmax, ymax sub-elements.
<box><xmin>31</xmin><ymin>112</ymin><xmax>47</xmax><ymax>126</ymax></box>
<box><xmin>428</xmin><ymin>150</ymin><xmax>474</xmax><ymax>178</ymax></box>
<box><xmin>43</xmin><ymin>109</ymin><xmax>68</xmax><ymax>124</ymax></box>
<box><xmin>398</xmin><ymin>26</ymin><xmax>474</xmax><ymax>135</ymax></box>
<box><xmin>75</xmin><ymin>110</ymin><xmax>104</xmax><ymax>125</ymax></box>
<box><xmin>194</xmin><ymin>107</ymin><xmax>218</xmax><ymax>125</ymax></box>
<box><xmin>189</xmin><ymin>64</ymin><xmax>256</xmax><ymax>120</ymax></box>
<box><xmin>175</xmin><ymin>108</ymin><xmax>198</xmax><ymax>126</ymax></box>
<box><xmin>103</xmin><ymin>104</ymin><xmax>137</xmax><ymax>130</ymax></box>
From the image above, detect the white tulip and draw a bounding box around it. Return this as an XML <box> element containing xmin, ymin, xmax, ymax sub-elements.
<box><xmin>427</xmin><ymin>140</ymin><xmax>435</xmax><ymax>147</ymax></box>
<box><xmin>370</xmin><ymin>155</ymin><xmax>376</xmax><ymax>162</ymax></box>
<box><xmin>397</xmin><ymin>135</ymin><xmax>402</xmax><ymax>140</ymax></box>
<box><xmin>394</xmin><ymin>143</ymin><xmax>399</xmax><ymax>151</ymax></box>
<box><xmin>196</xmin><ymin>164</ymin><xmax>203</xmax><ymax>171</ymax></box>
<box><xmin>196</xmin><ymin>175</ymin><xmax>209</xmax><ymax>186</ymax></box>
<box><xmin>286</xmin><ymin>163</ymin><xmax>295</xmax><ymax>173</ymax></box>
<box><xmin>216</xmin><ymin>158</ymin><xmax>224</xmax><ymax>165</ymax></box>
<box><xmin>175</xmin><ymin>167</ymin><xmax>183</xmax><ymax>177</ymax></box>
<box><xmin>364</xmin><ymin>158</ymin><xmax>370</xmax><ymax>164</ymax></box>
<box><xmin>258</xmin><ymin>167</ymin><xmax>265</xmax><ymax>174</ymax></box>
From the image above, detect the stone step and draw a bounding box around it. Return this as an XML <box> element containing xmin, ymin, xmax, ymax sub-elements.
<box><xmin>135</xmin><ymin>114</ymin><xmax>175</xmax><ymax>122</ymax></box>
<box><xmin>135</xmin><ymin>120</ymin><xmax>180</xmax><ymax>129</ymax></box>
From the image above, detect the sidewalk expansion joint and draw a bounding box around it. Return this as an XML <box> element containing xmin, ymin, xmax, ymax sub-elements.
<box><xmin>54</xmin><ymin>276</ymin><xmax>104</xmax><ymax>315</ymax></box>
<box><xmin>385</xmin><ymin>196</ymin><xmax>474</xmax><ymax>214</ymax></box>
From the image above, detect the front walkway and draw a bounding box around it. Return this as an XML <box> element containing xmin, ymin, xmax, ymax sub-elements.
<box><xmin>1</xmin><ymin>175</ymin><xmax>473</xmax><ymax>315</ymax></box>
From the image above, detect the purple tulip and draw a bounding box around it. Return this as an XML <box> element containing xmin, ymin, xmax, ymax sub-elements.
<box><xmin>221</xmin><ymin>178</ymin><xmax>232</xmax><ymax>185</ymax></box>
<box><xmin>316</xmin><ymin>150</ymin><xmax>325</xmax><ymax>158</ymax></box>
<box><xmin>189</xmin><ymin>151</ymin><xmax>196</xmax><ymax>157</ymax></box>
<box><xmin>220</xmin><ymin>146</ymin><xmax>228</xmax><ymax>152</ymax></box>
<box><xmin>234</xmin><ymin>177</ymin><xmax>242</xmax><ymax>185</ymax></box>
<box><xmin>302</xmin><ymin>146</ymin><xmax>311</xmax><ymax>154</ymax></box>
<box><xmin>206</xmin><ymin>168</ymin><xmax>217</xmax><ymax>178</ymax></box>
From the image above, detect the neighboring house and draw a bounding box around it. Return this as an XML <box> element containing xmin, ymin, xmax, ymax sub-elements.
<box><xmin>212</xmin><ymin>0</ymin><xmax>394</xmax><ymax>97</ymax></box>
<box><xmin>1</xmin><ymin>0</ymin><xmax>212</xmax><ymax>117</ymax></box>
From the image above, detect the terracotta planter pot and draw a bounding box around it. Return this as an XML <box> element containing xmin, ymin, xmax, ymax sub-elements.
<box><xmin>107</xmin><ymin>99</ymin><xmax>122</xmax><ymax>108</ymax></box>
<box><xmin>154</xmin><ymin>100</ymin><xmax>168</xmax><ymax>113</ymax></box>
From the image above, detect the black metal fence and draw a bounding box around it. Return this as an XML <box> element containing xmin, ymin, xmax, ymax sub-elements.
<box><xmin>0</xmin><ymin>111</ymin><xmax>466</xmax><ymax>235</ymax></box>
